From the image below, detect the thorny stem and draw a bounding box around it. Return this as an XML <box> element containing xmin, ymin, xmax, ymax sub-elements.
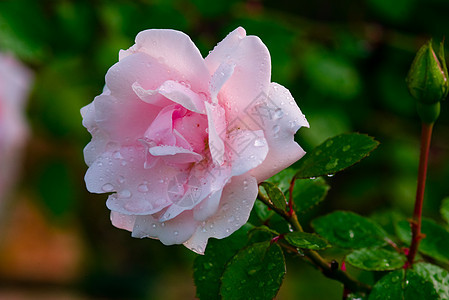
<box><xmin>257</xmin><ymin>191</ymin><xmax>371</xmax><ymax>294</ymax></box>
<box><xmin>407</xmin><ymin>122</ymin><xmax>434</xmax><ymax>266</ymax></box>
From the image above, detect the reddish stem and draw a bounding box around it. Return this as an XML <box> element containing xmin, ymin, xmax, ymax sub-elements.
<box><xmin>407</xmin><ymin>122</ymin><xmax>434</xmax><ymax>266</ymax></box>
<box><xmin>288</xmin><ymin>177</ymin><xmax>296</xmax><ymax>217</ymax></box>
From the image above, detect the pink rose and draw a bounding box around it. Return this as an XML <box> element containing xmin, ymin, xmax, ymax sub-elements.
<box><xmin>0</xmin><ymin>54</ymin><xmax>32</xmax><ymax>201</ymax></box>
<box><xmin>82</xmin><ymin>27</ymin><xmax>308</xmax><ymax>253</ymax></box>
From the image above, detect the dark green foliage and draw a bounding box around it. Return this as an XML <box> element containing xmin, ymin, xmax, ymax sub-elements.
<box><xmin>293</xmin><ymin>178</ymin><xmax>330</xmax><ymax>213</ymax></box>
<box><xmin>220</xmin><ymin>242</ymin><xmax>286</xmax><ymax>300</ymax></box>
<box><xmin>369</xmin><ymin>269</ymin><xmax>438</xmax><ymax>300</ymax></box>
<box><xmin>294</xmin><ymin>133</ymin><xmax>379</xmax><ymax>179</ymax></box>
<box><xmin>312</xmin><ymin>211</ymin><xmax>388</xmax><ymax>249</ymax></box>
<box><xmin>194</xmin><ymin>225</ymin><xmax>252</xmax><ymax>300</ymax></box>
<box><xmin>396</xmin><ymin>219</ymin><xmax>449</xmax><ymax>263</ymax></box>
<box><xmin>346</xmin><ymin>248</ymin><xmax>406</xmax><ymax>271</ymax></box>
<box><xmin>284</xmin><ymin>232</ymin><xmax>330</xmax><ymax>250</ymax></box>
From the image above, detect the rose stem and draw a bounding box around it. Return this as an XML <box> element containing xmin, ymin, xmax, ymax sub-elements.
<box><xmin>288</xmin><ymin>177</ymin><xmax>296</xmax><ymax>217</ymax></box>
<box><xmin>258</xmin><ymin>191</ymin><xmax>371</xmax><ymax>293</ymax></box>
<box><xmin>407</xmin><ymin>122</ymin><xmax>434</xmax><ymax>266</ymax></box>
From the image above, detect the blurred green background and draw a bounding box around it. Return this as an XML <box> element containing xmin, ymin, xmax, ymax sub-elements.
<box><xmin>1</xmin><ymin>0</ymin><xmax>449</xmax><ymax>299</ymax></box>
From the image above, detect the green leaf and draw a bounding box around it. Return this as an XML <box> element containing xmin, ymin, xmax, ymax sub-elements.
<box><xmin>248</xmin><ymin>226</ymin><xmax>279</xmax><ymax>244</ymax></box>
<box><xmin>293</xmin><ymin>178</ymin><xmax>330</xmax><ymax>213</ymax></box>
<box><xmin>440</xmin><ymin>197</ymin><xmax>449</xmax><ymax>225</ymax></box>
<box><xmin>260</xmin><ymin>182</ymin><xmax>287</xmax><ymax>211</ymax></box>
<box><xmin>249</xmin><ymin>200</ymin><xmax>274</xmax><ymax>224</ymax></box>
<box><xmin>346</xmin><ymin>248</ymin><xmax>406</xmax><ymax>271</ymax></box>
<box><xmin>396</xmin><ymin>219</ymin><xmax>449</xmax><ymax>263</ymax></box>
<box><xmin>194</xmin><ymin>225</ymin><xmax>251</xmax><ymax>300</ymax></box>
<box><xmin>414</xmin><ymin>263</ymin><xmax>449</xmax><ymax>299</ymax></box>
<box><xmin>266</xmin><ymin>213</ymin><xmax>291</xmax><ymax>235</ymax></box>
<box><xmin>294</xmin><ymin>133</ymin><xmax>379</xmax><ymax>179</ymax></box>
<box><xmin>266</xmin><ymin>167</ymin><xmax>297</xmax><ymax>193</ymax></box>
<box><xmin>284</xmin><ymin>232</ymin><xmax>330</xmax><ymax>250</ymax></box>
<box><xmin>220</xmin><ymin>242</ymin><xmax>285</xmax><ymax>300</ymax></box>
<box><xmin>311</xmin><ymin>211</ymin><xmax>388</xmax><ymax>249</ymax></box>
<box><xmin>369</xmin><ymin>269</ymin><xmax>438</xmax><ymax>300</ymax></box>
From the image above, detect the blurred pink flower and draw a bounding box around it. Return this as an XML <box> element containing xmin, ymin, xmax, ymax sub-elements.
<box><xmin>82</xmin><ymin>27</ymin><xmax>308</xmax><ymax>253</ymax></box>
<box><xmin>0</xmin><ymin>54</ymin><xmax>32</xmax><ymax>201</ymax></box>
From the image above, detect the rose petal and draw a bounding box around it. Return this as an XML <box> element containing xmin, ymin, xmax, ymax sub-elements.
<box><xmin>94</xmin><ymin>92</ymin><xmax>159</xmax><ymax>146</ymax></box>
<box><xmin>250</xmin><ymin>83</ymin><xmax>309</xmax><ymax>182</ymax></box>
<box><xmin>205</xmin><ymin>102</ymin><xmax>226</xmax><ymax>166</ymax></box>
<box><xmin>106</xmin><ymin>52</ymin><xmax>173</xmax><ymax>101</ymax></box>
<box><xmin>81</xmin><ymin>101</ymin><xmax>111</xmax><ymax>166</ymax></box>
<box><xmin>193</xmin><ymin>189</ymin><xmax>223</xmax><ymax>222</ymax></box>
<box><xmin>132</xmin><ymin>211</ymin><xmax>197</xmax><ymax>245</ymax></box>
<box><xmin>83</xmin><ymin>131</ymin><xmax>109</xmax><ymax>166</ymax></box>
<box><xmin>132</xmin><ymin>81</ymin><xmax>172</xmax><ymax>107</ymax></box>
<box><xmin>85</xmin><ymin>146</ymin><xmax>176</xmax><ymax>215</ymax></box>
<box><xmin>110</xmin><ymin>211</ymin><xmax>136</xmax><ymax>232</ymax></box>
<box><xmin>205</xmin><ymin>27</ymin><xmax>246</xmax><ymax>74</ymax></box>
<box><xmin>125</xmin><ymin>29</ymin><xmax>210</xmax><ymax>93</ymax></box>
<box><xmin>183</xmin><ymin>174</ymin><xmax>258</xmax><ymax>254</ymax></box>
<box><xmin>80</xmin><ymin>102</ymin><xmax>96</xmax><ymax>131</ymax></box>
<box><xmin>228</xmin><ymin>129</ymin><xmax>268</xmax><ymax>176</ymax></box>
<box><xmin>133</xmin><ymin>80</ymin><xmax>206</xmax><ymax>114</ymax></box>
<box><xmin>149</xmin><ymin>145</ymin><xmax>203</xmax><ymax>163</ymax></box>
<box><xmin>209</xmin><ymin>61</ymin><xmax>235</xmax><ymax>103</ymax></box>
<box><xmin>159</xmin><ymin>160</ymin><xmax>232</xmax><ymax>222</ymax></box>
<box><xmin>142</xmin><ymin>104</ymin><xmax>182</xmax><ymax>147</ymax></box>
<box><xmin>205</xmin><ymin>27</ymin><xmax>271</xmax><ymax>130</ymax></box>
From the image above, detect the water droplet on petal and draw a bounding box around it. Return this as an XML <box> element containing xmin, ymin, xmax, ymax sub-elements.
<box><xmin>102</xmin><ymin>183</ymin><xmax>114</xmax><ymax>192</ymax></box>
<box><xmin>119</xmin><ymin>189</ymin><xmax>132</xmax><ymax>198</ymax></box>
<box><xmin>228</xmin><ymin>216</ymin><xmax>235</xmax><ymax>223</ymax></box>
<box><xmin>118</xmin><ymin>176</ymin><xmax>125</xmax><ymax>184</ymax></box>
<box><xmin>113</xmin><ymin>151</ymin><xmax>124</xmax><ymax>159</ymax></box>
<box><xmin>274</xmin><ymin>108</ymin><xmax>283</xmax><ymax>119</ymax></box>
<box><xmin>161</xmin><ymin>222</ymin><xmax>165</xmax><ymax>227</ymax></box>
<box><xmin>138</xmin><ymin>183</ymin><xmax>149</xmax><ymax>193</ymax></box>
<box><xmin>254</xmin><ymin>138</ymin><xmax>266</xmax><ymax>147</ymax></box>
<box><xmin>152</xmin><ymin>223</ymin><xmax>157</xmax><ymax>228</ymax></box>
<box><xmin>174</xmin><ymin>231</ymin><xmax>179</xmax><ymax>236</ymax></box>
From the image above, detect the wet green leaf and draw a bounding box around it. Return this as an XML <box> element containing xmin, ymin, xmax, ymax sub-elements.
<box><xmin>396</xmin><ymin>219</ymin><xmax>449</xmax><ymax>263</ymax></box>
<box><xmin>194</xmin><ymin>225</ymin><xmax>252</xmax><ymax>300</ymax></box>
<box><xmin>260</xmin><ymin>182</ymin><xmax>287</xmax><ymax>211</ymax></box>
<box><xmin>312</xmin><ymin>211</ymin><xmax>388</xmax><ymax>249</ymax></box>
<box><xmin>294</xmin><ymin>133</ymin><xmax>379</xmax><ymax>179</ymax></box>
<box><xmin>267</xmin><ymin>167</ymin><xmax>297</xmax><ymax>193</ymax></box>
<box><xmin>414</xmin><ymin>263</ymin><xmax>449</xmax><ymax>299</ymax></box>
<box><xmin>248</xmin><ymin>226</ymin><xmax>279</xmax><ymax>244</ymax></box>
<box><xmin>220</xmin><ymin>242</ymin><xmax>285</xmax><ymax>300</ymax></box>
<box><xmin>293</xmin><ymin>178</ymin><xmax>330</xmax><ymax>213</ymax></box>
<box><xmin>346</xmin><ymin>248</ymin><xmax>406</xmax><ymax>271</ymax></box>
<box><xmin>284</xmin><ymin>232</ymin><xmax>330</xmax><ymax>250</ymax></box>
<box><xmin>249</xmin><ymin>200</ymin><xmax>274</xmax><ymax>225</ymax></box>
<box><xmin>369</xmin><ymin>269</ymin><xmax>438</xmax><ymax>300</ymax></box>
